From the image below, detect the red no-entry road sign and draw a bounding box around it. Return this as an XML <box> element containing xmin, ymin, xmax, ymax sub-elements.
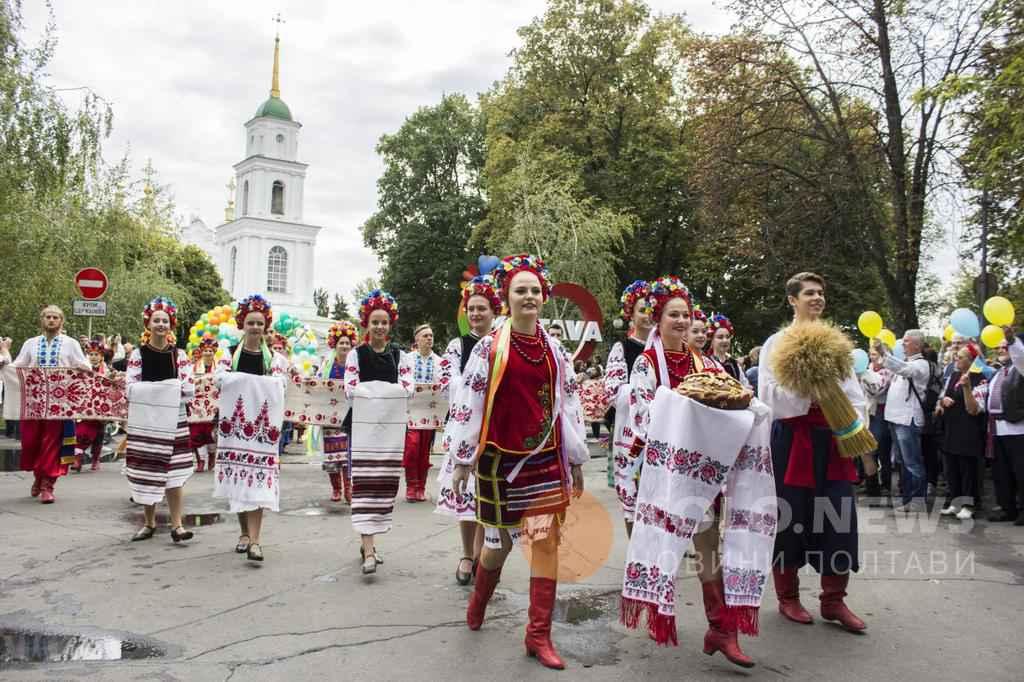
<box><xmin>74</xmin><ymin>268</ymin><xmax>109</xmax><ymax>300</ymax></box>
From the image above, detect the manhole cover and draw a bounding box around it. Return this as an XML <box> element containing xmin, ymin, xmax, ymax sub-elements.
<box><xmin>0</xmin><ymin>626</ymin><xmax>166</xmax><ymax>666</ymax></box>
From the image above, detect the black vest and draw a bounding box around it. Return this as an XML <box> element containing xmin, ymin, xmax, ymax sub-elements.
<box><xmin>623</xmin><ymin>337</ymin><xmax>645</xmax><ymax>380</ymax></box>
<box><xmin>720</xmin><ymin>357</ymin><xmax>743</xmax><ymax>383</ymax></box>
<box><xmin>460</xmin><ymin>334</ymin><xmax>481</xmax><ymax>374</ymax></box>
<box><xmin>998</xmin><ymin>366</ymin><xmax>1024</xmax><ymax>424</ymax></box>
<box><xmin>139</xmin><ymin>345</ymin><xmax>177</xmax><ymax>381</ymax></box>
<box><xmin>228</xmin><ymin>345</ymin><xmax>266</xmax><ymax>376</ymax></box>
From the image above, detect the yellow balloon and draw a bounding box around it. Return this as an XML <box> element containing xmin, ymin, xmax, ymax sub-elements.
<box><xmin>981</xmin><ymin>324</ymin><xmax>1005</xmax><ymax>348</ymax></box>
<box><xmin>857</xmin><ymin>311</ymin><xmax>883</xmax><ymax>339</ymax></box>
<box><xmin>877</xmin><ymin>329</ymin><xmax>897</xmax><ymax>350</ymax></box>
<box><xmin>943</xmin><ymin>324</ymin><xmax>955</xmax><ymax>343</ymax></box>
<box><xmin>195</xmin><ymin>321</ymin><xmax>205</xmax><ymax>331</ymax></box>
<box><xmin>983</xmin><ymin>296</ymin><xmax>1015</xmax><ymax>326</ymax></box>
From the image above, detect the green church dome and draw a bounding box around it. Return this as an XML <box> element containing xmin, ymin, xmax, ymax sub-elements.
<box><xmin>254</xmin><ymin>96</ymin><xmax>292</xmax><ymax>121</ymax></box>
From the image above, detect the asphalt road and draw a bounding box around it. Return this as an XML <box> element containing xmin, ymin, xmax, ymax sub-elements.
<box><xmin>1</xmin><ymin>443</ymin><xmax>1021</xmax><ymax>680</ymax></box>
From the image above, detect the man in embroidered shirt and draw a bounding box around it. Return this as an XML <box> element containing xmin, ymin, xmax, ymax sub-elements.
<box><xmin>3</xmin><ymin>305</ymin><xmax>90</xmax><ymax>503</ymax></box>
<box><xmin>758</xmin><ymin>272</ymin><xmax>869</xmax><ymax>633</ymax></box>
<box><xmin>880</xmin><ymin>330</ymin><xmax>931</xmax><ymax>513</ymax></box>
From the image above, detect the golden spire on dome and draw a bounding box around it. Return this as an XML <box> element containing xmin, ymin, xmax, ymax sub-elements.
<box><xmin>270</xmin><ymin>12</ymin><xmax>285</xmax><ymax>98</ymax></box>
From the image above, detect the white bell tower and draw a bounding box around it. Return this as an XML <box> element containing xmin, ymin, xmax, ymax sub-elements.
<box><xmin>214</xmin><ymin>25</ymin><xmax>322</xmax><ymax>322</ymax></box>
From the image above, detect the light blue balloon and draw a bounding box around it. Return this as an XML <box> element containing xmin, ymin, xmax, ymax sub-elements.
<box><xmin>478</xmin><ymin>255</ymin><xmax>500</xmax><ymax>275</ymax></box>
<box><xmin>852</xmin><ymin>348</ymin><xmax>869</xmax><ymax>374</ymax></box>
<box><xmin>950</xmin><ymin>307</ymin><xmax>980</xmax><ymax>338</ymax></box>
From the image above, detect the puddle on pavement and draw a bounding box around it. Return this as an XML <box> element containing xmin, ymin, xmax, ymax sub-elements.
<box><xmin>0</xmin><ymin>626</ymin><xmax>166</xmax><ymax>666</ymax></box>
<box><xmin>283</xmin><ymin>507</ymin><xmax>328</xmax><ymax>517</ymax></box>
<box><xmin>502</xmin><ymin>590</ymin><xmax>622</xmax><ymax>667</ymax></box>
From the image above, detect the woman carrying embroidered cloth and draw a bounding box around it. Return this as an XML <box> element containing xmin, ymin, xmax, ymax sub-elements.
<box><xmin>319</xmin><ymin>320</ymin><xmax>358</xmax><ymax>503</ymax></box>
<box><xmin>125</xmin><ymin>297</ymin><xmax>196</xmax><ymax>543</ymax></box>
<box><xmin>73</xmin><ymin>338</ymin><xmax>110</xmax><ymax>472</ymax></box>
<box><xmin>436</xmin><ymin>275</ymin><xmax>500</xmax><ymax>585</ymax></box>
<box><xmin>189</xmin><ymin>336</ymin><xmax>219</xmax><ymax>473</ymax></box>
<box><xmin>620</xmin><ymin>276</ymin><xmax>775</xmax><ymax>668</ymax></box>
<box><xmin>213</xmin><ymin>294</ymin><xmax>289</xmax><ymax>563</ymax></box>
<box><xmin>343</xmin><ymin>289</ymin><xmax>414</xmax><ymax>574</ymax></box>
<box><xmin>604</xmin><ymin>279</ymin><xmax>653</xmax><ymax>533</ymax></box>
<box><xmin>447</xmin><ymin>254</ymin><xmax>588</xmax><ymax>670</ymax></box>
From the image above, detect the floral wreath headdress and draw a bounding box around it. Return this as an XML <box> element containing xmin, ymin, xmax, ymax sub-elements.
<box><xmin>143</xmin><ymin>296</ymin><xmax>178</xmax><ymax>329</ymax></box>
<box><xmin>707</xmin><ymin>312</ymin><xmax>734</xmax><ymax>337</ymax></box>
<box><xmin>84</xmin><ymin>338</ymin><xmax>107</xmax><ymax>355</ymax></box>
<box><xmin>235</xmin><ymin>294</ymin><xmax>273</xmax><ymax>329</ymax></box>
<box><xmin>492</xmin><ymin>253</ymin><xmax>553</xmax><ymax>302</ymax></box>
<box><xmin>358</xmin><ymin>289</ymin><xmax>399</xmax><ymax>328</ymax></box>
<box><xmin>461</xmin><ymin>274</ymin><xmax>503</xmax><ymax>314</ymax></box>
<box><xmin>620</xmin><ymin>279</ymin><xmax>653</xmax><ymax>321</ymax></box>
<box><xmin>327</xmin><ymin>321</ymin><xmax>359</xmax><ymax>349</ymax></box>
<box><xmin>690</xmin><ymin>304</ymin><xmax>707</xmax><ymax>324</ymax></box>
<box><xmin>643</xmin><ymin>276</ymin><xmax>692</xmax><ymax>322</ymax></box>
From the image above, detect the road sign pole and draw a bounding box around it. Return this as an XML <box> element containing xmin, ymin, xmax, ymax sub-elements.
<box><xmin>88</xmin><ymin>317</ymin><xmax>93</xmax><ymax>339</ymax></box>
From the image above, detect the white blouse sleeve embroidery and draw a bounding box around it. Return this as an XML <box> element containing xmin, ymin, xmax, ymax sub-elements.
<box><xmin>442</xmin><ymin>334</ymin><xmax>492</xmax><ymax>465</ymax></box>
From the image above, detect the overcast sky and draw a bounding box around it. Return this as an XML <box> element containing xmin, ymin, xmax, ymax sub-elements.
<box><xmin>21</xmin><ymin>1</ymin><xmax>733</xmax><ymax>300</ymax></box>
<box><xmin>24</xmin><ymin>1</ymin><xmax>959</xmax><ymax>311</ymax></box>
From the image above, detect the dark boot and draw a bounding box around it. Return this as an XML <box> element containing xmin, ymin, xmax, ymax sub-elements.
<box><xmin>329</xmin><ymin>472</ymin><xmax>343</xmax><ymax>502</ymax></box>
<box><xmin>820</xmin><ymin>574</ymin><xmax>866</xmax><ymax>632</ymax></box>
<box><xmin>701</xmin><ymin>580</ymin><xmax>755</xmax><ymax>668</ymax></box>
<box><xmin>207</xmin><ymin>450</ymin><xmax>216</xmax><ymax>472</ymax></box>
<box><xmin>773</xmin><ymin>567</ymin><xmax>813</xmax><ymax>624</ymax></box>
<box><xmin>524</xmin><ymin>577</ymin><xmax>565</xmax><ymax>670</ymax></box>
<box><xmin>466</xmin><ymin>564</ymin><xmax>502</xmax><ymax>630</ymax></box>
<box><xmin>194</xmin><ymin>450</ymin><xmax>205</xmax><ymax>473</ymax></box>
<box><xmin>90</xmin><ymin>444</ymin><xmax>102</xmax><ymax>471</ymax></box>
<box><xmin>30</xmin><ymin>473</ymin><xmax>42</xmax><ymax>498</ymax></box>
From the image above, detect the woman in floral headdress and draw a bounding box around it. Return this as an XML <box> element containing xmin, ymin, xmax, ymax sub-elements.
<box><xmin>73</xmin><ymin>338</ymin><xmax>110</xmax><ymax>472</ymax></box>
<box><xmin>707</xmin><ymin>313</ymin><xmax>749</xmax><ymax>385</ymax></box>
<box><xmin>344</xmin><ymin>289</ymin><xmax>414</xmax><ymax>574</ymax></box>
<box><xmin>213</xmin><ymin>294</ymin><xmax>290</xmax><ymax>563</ymax></box>
<box><xmin>687</xmin><ymin>305</ymin><xmax>709</xmax><ymax>357</ymax></box>
<box><xmin>124</xmin><ymin>297</ymin><xmax>196</xmax><ymax>543</ymax></box>
<box><xmin>622</xmin><ymin>276</ymin><xmax>766</xmax><ymax>668</ymax></box>
<box><xmin>436</xmin><ymin>274</ymin><xmax>501</xmax><ymax>585</ymax></box>
<box><xmin>403</xmin><ymin>322</ymin><xmax>447</xmax><ymax>502</ymax></box>
<box><xmin>189</xmin><ymin>336</ymin><xmax>219</xmax><ymax>473</ymax></box>
<box><xmin>446</xmin><ymin>254</ymin><xmax>588</xmax><ymax>670</ymax></box>
<box><xmin>320</xmin><ymin>320</ymin><xmax>358</xmax><ymax>503</ymax></box>
<box><xmin>604</xmin><ymin>279</ymin><xmax>653</xmax><ymax>535</ymax></box>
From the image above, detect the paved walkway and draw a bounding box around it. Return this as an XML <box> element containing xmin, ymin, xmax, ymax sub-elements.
<box><xmin>1</xmin><ymin>446</ymin><xmax>1021</xmax><ymax>680</ymax></box>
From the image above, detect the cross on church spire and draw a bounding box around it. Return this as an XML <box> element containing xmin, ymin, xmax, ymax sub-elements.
<box><xmin>270</xmin><ymin>13</ymin><xmax>285</xmax><ymax>98</ymax></box>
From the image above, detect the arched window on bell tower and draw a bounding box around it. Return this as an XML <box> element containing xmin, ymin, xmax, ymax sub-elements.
<box><xmin>242</xmin><ymin>180</ymin><xmax>249</xmax><ymax>216</ymax></box>
<box><xmin>271</xmin><ymin>180</ymin><xmax>285</xmax><ymax>215</ymax></box>
<box><xmin>267</xmin><ymin>245</ymin><xmax>288</xmax><ymax>293</ymax></box>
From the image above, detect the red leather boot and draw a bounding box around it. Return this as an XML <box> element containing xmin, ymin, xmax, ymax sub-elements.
<box><xmin>405</xmin><ymin>466</ymin><xmax>418</xmax><ymax>502</ymax></box>
<box><xmin>701</xmin><ymin>580</ymin><xmax>755</xmax><ymax>668</ymax></box>
<box><xmin>525</xmin><ymin>577</ymin><xmax>565</xmax><ymax>669</ymax></box>
<box><xmin>820</xmin><ymin>574</ymin><xmax>866</xmax><ymax>632</ymax></box>
<box><xmin>195</xmin><ymin>450</ymin><xmax>205</xmax><ymax>473</ymax></box>
<box><xmin>773</xmin><ymin>567</ymin><xmax>813</xmax><ymax>624</ymax></box>
<box><xmin>31</xmin><ymin>474</ymin><xmax>42</xmax><ymax>498</ymax></box>
<box><xmin>342</xmin><ymin>469</ymin><xmax>353</xmax><ymax>504</ymax></box>
<box><xmin>467</xmin><ymin>564</ymin><xmax>502</xmax><ymax>630</ymax></box>
<box><xmin>40</xmin><ymin>477</ymin><xmax>56</xmax><ymax>504</ymax></box>
<box><xmin>329</xmin><ymin>472</ymin><xmax>343</xmax><ymax>502</ymax></box>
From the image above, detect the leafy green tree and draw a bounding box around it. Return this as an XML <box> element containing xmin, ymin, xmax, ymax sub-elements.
<box><xmin>331</xmin><ymin>293</ymin><xmax>351</xmax><ymax>321</ymax></box>
<box><xmin>313</xmin><ymin>287</ymin><xmax>329</xmax><ymax>317</ymax></box>
<box><xmin>362</xmin><ymin>93</ymin><xmax>486</xmax><ymax>341</ymax></box>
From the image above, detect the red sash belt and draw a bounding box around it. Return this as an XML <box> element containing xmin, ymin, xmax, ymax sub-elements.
<box><xmin>781</xmin><ymin>407</ymin><xmax>857</xmax><ymax>488</ymax></box>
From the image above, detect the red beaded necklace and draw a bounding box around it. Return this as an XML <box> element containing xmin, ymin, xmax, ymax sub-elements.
<box><xmin>664</xmin><ymin>348</ymin><xmax>695</xmax><ymax>383</ymax></box>
<box><xmin>510</xmin><ymin>326</ymin><xmax>547</xmax><ymax>365</ymax></box>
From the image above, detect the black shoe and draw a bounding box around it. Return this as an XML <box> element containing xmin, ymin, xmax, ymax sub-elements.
<box><xmin>247</xmin><ymin>543</ymin><xmax>264</xmax><ymax>562</ymax></box>
<box><xmin>455</xmin><ymin>557</ymin><xmax>474</xmax><ymax>585</ymax></box>
<box><xmin>988</xmin><ymin>511</ymin><xmax>1016</xmax><ymax>522</ymax></box>
<box><xmin>171</xmin><ymin>527</ymin><xmax>194</xmax><ymax>543</ymax></box>
<box><xmin>131</xmin><ymin>526</ymin><xmax>156</xmax><ymax>542</ymax></box>
<box><xmin>235</xmin><ymin>535</ymin><xmax>251</xmax><ymax>553</ymax></box>
<box><xmin>1015</xmin><ymin>512</ymin><xmax>1024</xmax><ymax>527</ymax></box>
